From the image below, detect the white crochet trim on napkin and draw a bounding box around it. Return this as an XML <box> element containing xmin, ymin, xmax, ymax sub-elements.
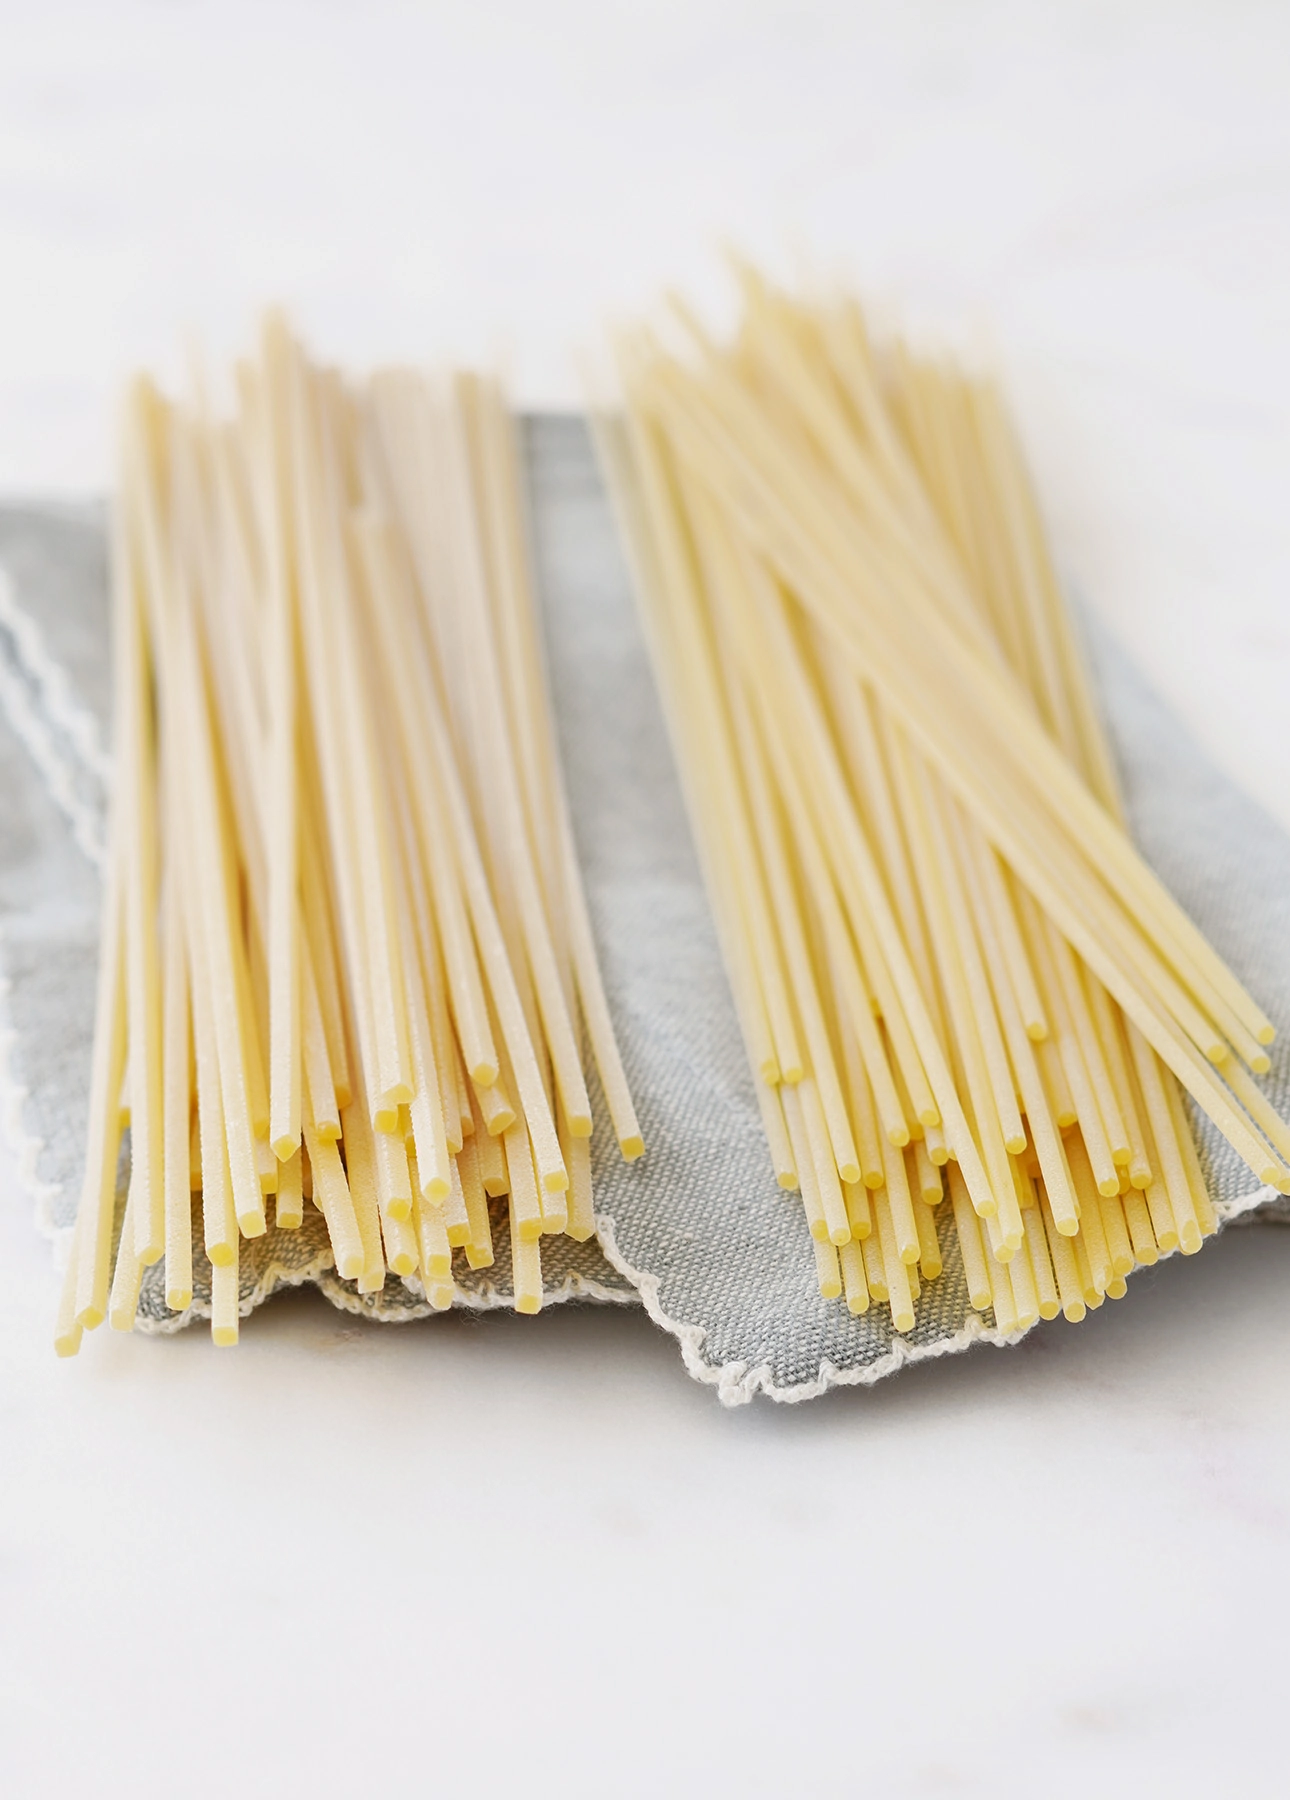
<box><xmin>0</xmin><ymin>566</ymin><xmax>106</xmax><ymax>867</ymax></box>
<box><xmin>594</xmin><ymin>1184</ymin><xmax>1279</xmax><ymax>1406</ymax></box>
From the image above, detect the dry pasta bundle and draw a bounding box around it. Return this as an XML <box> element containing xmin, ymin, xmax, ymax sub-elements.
<box><xmin>600</xmin><ymin>267</ymin><xmax>1289</xmax><ymax>1336</ymax></box>
<box><xmin>55</xmin><ymin>318</ymin><xmax>641</xmax><ymax>1355</ymax></box>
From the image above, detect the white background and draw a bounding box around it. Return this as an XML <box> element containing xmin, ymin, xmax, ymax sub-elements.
<box><xmin>2</xmin><ymin>4</ymin><xmax>1290</xmax><ymax>1795</ymax></box>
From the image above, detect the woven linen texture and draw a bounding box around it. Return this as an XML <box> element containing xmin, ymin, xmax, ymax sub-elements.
<box><xmin>1</xmin><ymin>419</ymin><xmax>1285</xmax><ymax>1399</ymax></box>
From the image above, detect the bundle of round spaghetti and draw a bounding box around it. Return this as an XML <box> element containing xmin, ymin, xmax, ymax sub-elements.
<box><xmin>600</xmin><ymin>268</ymin><xmax>1288</xmax><ymax>1335</ymax></box>
<box><xmin>55</xmin><ymin>319</ymin><xmax>641</xmax><ymax>1355</ymax></box>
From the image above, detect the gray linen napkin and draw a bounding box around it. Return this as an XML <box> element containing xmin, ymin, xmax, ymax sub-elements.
<box><xmin>0</xmin><ymin>487</ymin><xmax>636</xmax><ymax>1325</ymax></box>
<box><xmin>1</xmin><ymin>418</ymin><xmax>1284</xmax><ymax>1401</ymax></box>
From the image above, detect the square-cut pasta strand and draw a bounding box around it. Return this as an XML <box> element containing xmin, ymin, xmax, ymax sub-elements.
<box><xmin>380</xmin><ymin>1200</ymin><xmax>418</xmax><ymax>1278</ymax></box>
<box><xmin>473</xmin><ymin>1073</ymin><xmax>517</xmax><ymax>1139</ymax></box>
<box><xmin>373</xmin><ymin>1117</ymin><xmax>414</xmax><ymax>1226</ymax></box>
<box><xmin>509</xmin><ymin>1199</ymin><xmax>543</xmax><ymax>1314</ymax></box>
<box><xmin>1024</xmin><ymin>1210</ymin><xmax>1060</xmax><ymax>1321</ymax></box>
<box><xmin>107</xmin><ymin>434</ymin><xmax>167</xmax><ymax>1273</ymax></box>
<box><xmin>413</xmin><ymin>1181</ymin><xmax>452</xmax><ymax>1284</ymax></box>
<box><xmin>291</xmin><ymin>397</ymin><xmax>407</xmax><ymax>1132</ymax></box>
<box><xmin>210</xmin><ymin>1242</ymin><xmax>240</xmax><ymax>1347</ymax></box>
<box><xmin>275</xmin><ymin>1149</ymin><xmax>304</xmax><ymax>1231</ymax></box>
<box><xmin>140</xmin><ymin>431</ymin><xmax>267</xmax><ymax>1243</ymax></box>
<box><xmin>254</xmin><ymin>1135</ymin><xmax>279</xmax><ymax>1195</ymax></box>
<box><xmin>503</xmin><ymin>1115</ymin><xmax>545</xmax><ymax>1245</ymax></box>
<box><xmin>108</xmin><ymin>1167</ymin><xmax>146</xmax><ymax>1332</ymax></box>
<box><xmin>442</xmin><ymin>1158</ymin><xmax>471</xmax><ymax>1247</ymax></box>
<box><xmin>469</xmin><ymin>1083</ymin><xmax>510</xmax><ymax>1196</ymax></box>
<box><xmin>54</xmin><ymin>1215</ymin><xmax>87</xmax><ymax>1358</ymax></box>
<box><xmin>160</xmin><ymin>859</ymin><xmax>192</xmax><ymax>1309</ymax></box>
<box><xmin>259</xmin><ymin>315</ymin><xmax>303</xmax><ymax>1165</ymax></box>
<box><xmin>301</xmin><ymin>954</ymin><xmax>341</xmax><ymax>1142</ymax></box>
<box><xmin>456</xmin><ymin>1136</ymin><xmax>495</xmax><ymax>1266</ymax></box>
<box><xmin>303</xmin><ymin>1113</ymin><xmax>363</xmax><ymax>1282</ymax></box>
<box><xmin>300</xmin><ymin>797</ymin><xmax>352</xmax><ymax>1110</ymax></box>
<box><xmin>340</xmin><ymin>1092</ymin><xmax>388</xmax><ymax>1293</ymax></box>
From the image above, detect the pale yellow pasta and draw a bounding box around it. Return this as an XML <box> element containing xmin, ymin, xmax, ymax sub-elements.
<box><xmin>603</xmin><ymin>270</ymin><xmax>1286</xmax><ymax>1345</ymax></box>
<box><xmin>61</xmin><ymin>321</ymin><xmax>639</xmax><ymax>1354</ymax></box>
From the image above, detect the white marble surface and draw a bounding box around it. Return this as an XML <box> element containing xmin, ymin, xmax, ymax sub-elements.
<box><xmin>3</xmin><ymin>3</ymin><xmax>1290</xmax><ymax>1793</ymax></box>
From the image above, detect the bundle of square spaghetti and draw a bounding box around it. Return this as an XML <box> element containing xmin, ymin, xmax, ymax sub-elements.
<box><xmin>56</xmin><ymin>318</ymin><xmax>641</xmax><ymax>1355</ymax></box>
<box><xmin>600</xmin><ymin>268</ymin><xmax>1290</xmax><ymax>1334</ymax></box>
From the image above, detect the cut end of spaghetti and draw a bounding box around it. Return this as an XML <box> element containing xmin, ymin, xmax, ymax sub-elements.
<box><xmin>604</xmin><ymin>264</ymin><xmax>1278</xmax><ymax>1350</ymax></box>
